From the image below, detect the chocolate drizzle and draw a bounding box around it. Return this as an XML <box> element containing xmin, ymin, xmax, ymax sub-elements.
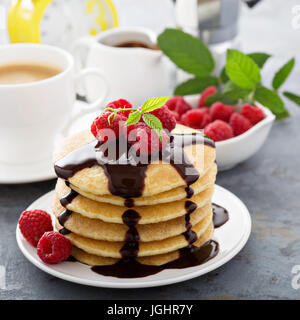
<box><xmin>60</xmin><ymin>189</ymin><xmax>78</xmax><ymax>207</ymax></box>
<box><xmin>91</xmin><ymin>240</ymin><xmax>219</xmax><ymax>278</ymax></box>
<box><xmin>183</xmin><ymin>201</ymin><xmax>198</xmax><ymax>244</ymax></box>
<box><xmin>59</xmin><ymin>227</ymin><xmax>71</xmax><ymax>235</ymax></box>
<box><xmin>124</xmin><ymin>198</ymin><xmax>134</xmax><ymax>208</ymax></box>
<box><xmin>58</xmin><ymin>209</ymin><xmax>72</xmax><ymax>226</ymax></box>
<box><xmin>120</xmin><ymin>209</ymin><xmax>141</xmax><ymax>259</ymax></box>
<box><xmin>185</xmin><ymin>186</ymin><xmax>194</xmax><ymax>199</ymax></box>
<box><xmin>212</xmin><ymin>203</ymin><xmax>229</xmax><ymax>228</ymax></box>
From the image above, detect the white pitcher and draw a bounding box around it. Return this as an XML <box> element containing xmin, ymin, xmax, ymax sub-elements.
<box><xmin>73</xmin><ymin>26</ymin><xmax>174</xmax><ymax>107</ymax></box>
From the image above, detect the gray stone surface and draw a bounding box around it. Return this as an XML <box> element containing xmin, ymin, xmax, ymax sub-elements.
<box><xmin>1</xmin><ymin>0</ymin><xmax>300</xmax><ymax>300</ymax></box>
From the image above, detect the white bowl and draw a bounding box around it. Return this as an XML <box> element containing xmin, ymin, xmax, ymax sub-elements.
<box><xmin>184</xmin><ymin>95</ymin><xmax>275</xmax><ymax>171</ymax></box>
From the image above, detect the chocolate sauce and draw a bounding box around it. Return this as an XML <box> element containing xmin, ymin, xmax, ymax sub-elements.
<box><xmin>59</xmin><ymin>227</ymin><xmax>71</xmax><ymax>235</ymax></box>
<box><xmin>58</xmin><ymin>209</ymin><xmax>72</xmax><ymax>226</ymax></box>
<box><xmin>183</xmin><ymin>200</ymin><xmax>198</xmax><ymax>244</ymax></box>
<box><xmin>124</xmin><ymin>198</ymin><xmax>134</xmax><ymax>208</ymax></box>
<box><xmin>66</xmin><ymin>255</ymin><xmax>77</xmax><ymax>262</ymax></box>
<box><xmin>185</xmin><ymin>186</ymin><xmax>194</xmax><ymax>199</ymax></box>
<box><xmin>120</xmin><ymin>209</ymin><xmax>141</xmax><ymax>259</ymax></box>
<box><xmin>54</xmin><ymin>133</ymin><xmax>215</xmax><ymax>199</ymax></box>
<box><xmin>91</xmin><ymin>240</ymin><xmax>219</xmax><ymax>278</ymax></box>
<box><xmin>212</xmin><ymin>203</ymin><xmax>229</xmax><ymax>228</ymax></box>
<box><xmin>60</xmin><ymin>189</ymin><xmax>78</xmax><ymax>207</ymax></box>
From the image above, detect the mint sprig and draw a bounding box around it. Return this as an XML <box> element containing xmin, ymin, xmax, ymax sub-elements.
<box><xmin>158</xmin><ymin>28</ymin><xmax>299</xmax><ymax>119</ymax></box>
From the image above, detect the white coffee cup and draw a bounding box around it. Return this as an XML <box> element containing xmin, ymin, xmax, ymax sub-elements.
<box><xmin>73</xmin><ymin>26</ymin><xmax>174</xmax><ymax>107</ymax></box>
<box><xmin>0</xmin><ymin>44</ymin><xmax>108</xmax><ymax>165</ymax></box>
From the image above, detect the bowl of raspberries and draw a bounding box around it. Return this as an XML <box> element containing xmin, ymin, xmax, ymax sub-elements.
<box><xmin>166</xmin><ymin>86</ymin><xmax>275</xmax><ymax>170</ymax></box>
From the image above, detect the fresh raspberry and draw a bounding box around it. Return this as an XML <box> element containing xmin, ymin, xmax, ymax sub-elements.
<box><xmin>204</xmin><ymin>120</ymin><xmax>234</xmax><ymax>142</ymax></box>
<box><xmin>19</xmin><ymin>210</ymin><xmax>53</xmax><ymax>247</ymax></box>
<box><xmin>91</xmin><ymin>110</ymin><xmax>127</xmax><ymax>142</ymax></box>
<box><xmin>229</xmin><ymin>112</ymin><xmax>253</xmax><ymax>136</ymax></box>
<box><xmin>166</xmin><ymin>96</ymin><xmax>192</xmax><ymax>116</ymax></box>
<box><xmin>106</xmin><ymin>99</ymin><xmax>133</xmax><ymax>118</ymax></box>
<box><xmin>198</xmin><ymin>86</ymin><xmax>217</xmax><ymax>107</ymax></box>
<box><xmin>171</xmin><ymin>111</ymin><xmax>180</xmax><ymax>121</ymax></box>
<box><xmin>241</xmin><ymin>104</ymin><xmax>265</xmax><ymax>125</ymax></box>
<box><xmin>37</xmin><ymin>231</ymin><xmax>72</xmax><ymax>264</ymax></box>
<box><xmin>210</xmin><ymin>102</ymin><xmax>235</xmax><ymax>122</ymax></box>
<box><xmin>197</xmin><ymin>106</ymin><xmax>210</xmax><ymax>114</ymax></box>
<box><xmin>127</xmin><ymin>122</ymin><xmax>168</xmax><ymax>155</ymax></box>
<box><xmin>181</xmin><ymin>109</ymin><xmax>212</xmax><ymax>129</ymax></box>
<box><xmin>149</xmin><ymin>105</ymin><xmax>176</xmax><ymax>132</ymax></box>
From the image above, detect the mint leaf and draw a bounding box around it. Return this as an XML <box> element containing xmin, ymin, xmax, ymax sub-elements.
<box><xmin>272</xmin><ymin>58</ymin><xmax>295</xmax><ymax>90</ymax></box>
<box><xmin>205</xmin><ymin>92</ymin><xmax>237</xmax><ymax>106</ymax></box>
<box><xmin>126</xmin><ymin>110</ymin><xmax>142</xmax><ymax>125</ymax></box>
<box><xmin>226</xmin><ymin>49</ymin><xmax>261</xmax><ymax>89</ymax></box>
<box><xmin>283</xmin><ymin>91</ymin><xmax>300</xmax><ymax>106</ymax></box>
<box><xmin>157</xmin><ymin>29</ymin><xmax>214</xmax><ymax>77</ymax></box>
<box><xmin>254</xmin><ymin>86</ymin><xmax>287</xmax><ymax>118</ymax></box>
<box><xmin>220</xmin><ymin>67</ymin><xmax>229</xmax><ymax>83</ymax></box>
<box><xmin>247</xmin><ymin>52</ymin><xmax>271</xmax><ymax>68</ymax></box>
<box><xmin>142</xmin><ymin>113</ymin><xmax>163</xmax><ymax>142</ymax></box>
<box><xmin>222</xmin><ymin>81</ymin><xmax>251</xmax><ymax>100</ymax></box>
<box><xmin>174</xmin><ymin>76</ymin><xmax>218</xmax><ymax>96</ymax></box>
<box><xmin>141</xmin><ymin>96</ymin><xmax>169</xmax><ymax>113</ymax></box>
<box><xmin>276</xmin><ymin>109</ymin><xmax>290</xmax><ymax>120</ymax></box>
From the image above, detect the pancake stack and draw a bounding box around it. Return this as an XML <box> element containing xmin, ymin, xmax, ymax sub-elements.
<box><xmin>53</xmin><ymin>124</ymin><xmax>217</xmax><ymax>267</ymax></box>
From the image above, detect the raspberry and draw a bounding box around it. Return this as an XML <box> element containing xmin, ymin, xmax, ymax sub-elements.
<box><xmin>181</xmin><ymin>109</ymin><xmax>212</xmax><ymax>129</ymax></box>
<box><xmin>91</xmin><ymin>110</ymin><xmax>127</xmax><ymax>142</ymax></box>
<box><xmin>210</xmin><ymin>102</ymin><xmax>234</xmax><ymax>122</ymax></box>
<box><xmin>241</xmin><ymin>104</ymin><xmax>265</xmax><ymax>125</ymax></box>
<box><xmin>166</xmin><ymin>96</ymin><xmax>192</xmax><ymax>116</ymax></box>
<box><xmin>37</xmin><ymin>231</ymin><xmax>72</xmax><ymax>264</ymax></box>
<box><xmin>229</xmin><ymin>112</ymin><xmax>253</xmax><ymax>136</ymax></box>
<box><xmin>19</xmin><ymin>210</ymin><xmax>53</xmax><ymax>247</ymax></box>
<box><xmin>197</xmin><ymin>106</ymin><xmax>210</xmax><ymax>114</ymax></box>
<box><xmin>198</xmin><ymin>86</ymin><xmax>217</xmax><ymax>107</ymax></box>
<box><xmin>204</xmin><ymin>120</ymin><xmax>234</xmax><ymax>142</ymax></box>
<box><xmin>171</xmin><ymin>111</ymin><xmax>180</xmax><ymax>121</ymax></box>
<box><xmin>149</xmin><ymin>105</ymin><xmax>176</xmax><ymax>132</ymax></box>
<box><xmin>127</xmin><ymin>122</ymin><xmax>168</xmax><ymax>155</ymax></box>
<box><xmin>106</xmin><ymin>99</ymin><xmax>133</xmax><ymax>118</ymax></box>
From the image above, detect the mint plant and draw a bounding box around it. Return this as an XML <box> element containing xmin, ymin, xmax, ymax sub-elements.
<box><xmin>157</xmin><ymin>28</ymin><xmax>299</xmax><ymax>119</ymax></box>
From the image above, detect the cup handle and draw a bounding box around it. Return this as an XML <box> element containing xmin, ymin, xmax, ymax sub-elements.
<box><xmin>61</xmin><ymin>67</ymin><xmax>109</xmax><ymax>136</ymax></box>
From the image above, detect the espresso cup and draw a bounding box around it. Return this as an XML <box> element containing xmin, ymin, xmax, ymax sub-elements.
<box><xmin>0</xmin><ymin>44</ymin><xmax>108</xmax><ymax>165</ymax></box>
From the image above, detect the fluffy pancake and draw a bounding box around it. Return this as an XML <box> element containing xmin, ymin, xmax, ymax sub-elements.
<box><xmin>70</xmin><ymin>223</ymin><xmax>214</xmax><ymax>266</ymax></box>
<box><xmin>56</xmin><ymin>210</ymin><xmax>213</xmax><ymax>258</ymax></box>
<box><xmin>55</xmin><ymin>182</ymin><xmax>214</xmax><ymax>224</ymax></box>
<box><xmin>67</xmin><ymin>163</ymin><xmax>217</xmax><ymax>206</ymax></box>
<box><xmin>53</xmin><ymin>125</ymin><xmax>216</xmax><ymax>198</ymax></box>
<box><xmin>53</xmin><ymin>199</ymin><xmax>211</xmax><ymax>242</ymax></box>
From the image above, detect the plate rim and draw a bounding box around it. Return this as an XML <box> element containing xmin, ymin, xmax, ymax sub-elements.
<box><xmin>16</xmin><ymin>185</ymin><xmax>252</xmax><ymax>288</ymax></box>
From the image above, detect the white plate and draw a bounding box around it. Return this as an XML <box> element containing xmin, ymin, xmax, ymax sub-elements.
<box><xmin>16</xmin><ymin>184</ymin><xmax>251</xmax><ymax>288</ymax></box>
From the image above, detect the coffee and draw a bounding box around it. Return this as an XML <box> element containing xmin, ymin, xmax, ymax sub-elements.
<box><xmin>113</xmin><ymin>41</ymin><xmax>158</xmax><ymax>50</ymax></box>
<box><xmin>0</xmin><ymin>63</ymin><xmax>62</xmax><ymax>85</ymax></box>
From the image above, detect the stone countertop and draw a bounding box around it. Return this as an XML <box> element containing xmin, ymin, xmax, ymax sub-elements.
<box><xmin>1</xmin><ymin>0</ymin><xmax>300</xmax><ymax>300</ymax></box>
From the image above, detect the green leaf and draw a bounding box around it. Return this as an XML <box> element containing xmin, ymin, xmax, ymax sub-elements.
<box><xmin>174</xmin><ymin>76</ymin><xmax>219</xmax><ymax>96</ymax></box>
<box><xmin>225</xmin><ymin>49</ymin><xmax>261</xmax><ymax>89</ymax></box>
<box><xmin>142</xmin><ymin>113</ymin><xmax>163</xmax><ymax>142</ymax></box>
<box><xmin>254</xmin><ymin>86</ymin><xmax>286</xmax><ymax>118</ymax></box>
<box><xmin>276</xmin><ymin>109</ymin><xmax>290</xmax><ymax>120</ymax></box>
<box><xmin>126</xmin><ymin>110</ymin><xmax>142</xmax><ymax>125</ymax></box>
<box><xmin>157</xmin><ymin>28</ymin><xmax>214</xmax><ymax>77</ymax></box>
<box><xmin>141</xmin><ymin>96</ymin><xmax>170</xmax><ymax>113</ymax></box>
<box><xmin>247</xmin><ymin>52</ymin><xmax>271</xmax><ymax>68</ymax></box>
<box><xmin>272</xmin><ymin>58</ymin><xmax>295</xmax><ymax>90</ymax></box>
<box><xmin>205</xmin><ymin>92</ymin><xmax>237</xmax><ymax>106</ymax></box>
<box><xmin>283</xmin><ymin>91</ymin><xmax>300</xmax><ymax>106</ymax></box>
<box><xmin>220</xmin><ymin>67</ymin><xmax>229</xmax><ymax>83</ymax></box>
<box><xmin>222</xmin><ymin>81</ymin><xmax>252</xmax><ymax>100</ymax></box>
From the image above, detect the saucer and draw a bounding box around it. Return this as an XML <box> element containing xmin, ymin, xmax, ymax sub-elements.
<box><xmin>16</xmin><ymin>185</ymin><xmax>252</xmax><ymax>288</ymax></box>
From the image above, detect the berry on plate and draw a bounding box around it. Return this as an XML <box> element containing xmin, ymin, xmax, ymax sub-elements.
<box><xmin>149</xmin><ymin>105</ymin><xmax>176</xmax><ymax>132</ymax></box>
<box><xmin>19</xmin><ymin>210</ymin><xmax>53</xmax><ymax>247</ymax></box>
<box><xmin>204</xmin><ymin>120</ymin><xmax>234</xmax><ymax>142</ymax></box>
<box><xmin>91</xmin><ymin>110</ymin><xmax>127</xmax><ymax>142</ymax></box>
<box><xmin>210</xmin><ymin>102</ymin><xmax>234</xmax><ymax>122</ymax></box>
<box><xmin>229</xmin><ymin>112</ymin><xmax>253</xmax><ymax>136</ymax></box>
<box><xmin>241</xmin><ymin>104</ymin><xmax>265</xmax><ymax>125</ymax></box>
<box><xmin>106</xmin><ymin>99</ymin><xmax>133</xmax><ymax>118</ymax></box>
<box><xmin>37</xmin><ymin>231</ymin><xmax>72</xmax><ymax>264</ymax></box>
<box><xmin>181</xmin><ymin>109</ymin><xmax>211</xmax><ymax>129</ymax></box>
<box><xmin>127</xmin><ymin>122</ymin><xmax>168</xmax><ymax>155</ymax></box>
<box><xmin>166</xmin><ymin>96</ymin><xmax>192</xmax><ymax>116</ymax></box>
<box><xmin>198</xmin><ymin>86</ymin><xmax>217</xmax><ymax>107</ymax></box>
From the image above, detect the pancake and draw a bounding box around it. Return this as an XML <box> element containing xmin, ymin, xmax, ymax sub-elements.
<box><xmin>55</xmin><ymin>183</ymin><xmax>215</xmax><ymax>224</ymax></box>
<box><xmin>53</xmin><ymin>198</ymin><xmax>211</xmax><ymax>242</ymax></box>
<box><xmin>53</xmin><ymin>125</ymin><xmax>216</xmax><ymax>198</ymax></box>
<box><xmin>71</xmin><ymin>223</ymin><xmax>214</xmax><ymax>266</ymax></box>
<box><xmin>67</xmin><ymin>163</ymin><xmax>217</xmax><ymax>206</ymax></box>
<box><xmin>55</xmin><ymin>210</ymin><xmax>213</xmax><ymax>258</ymax></box>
